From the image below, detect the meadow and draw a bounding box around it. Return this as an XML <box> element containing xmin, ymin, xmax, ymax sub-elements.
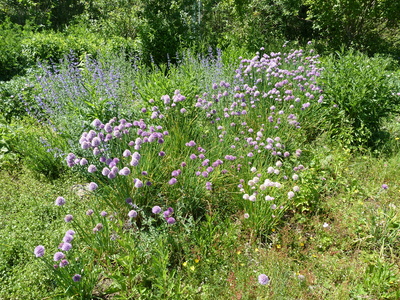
<box><xmin>1</xmin><ymin>42</ymin><xmax>400</xmax><ymax>300</ymax></box>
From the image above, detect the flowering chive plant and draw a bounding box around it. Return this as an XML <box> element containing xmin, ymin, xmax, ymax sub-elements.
<box><xmin>33</xmin><ymin>44</ymin><xmax>324</xmax><ymax>298</ymax></box>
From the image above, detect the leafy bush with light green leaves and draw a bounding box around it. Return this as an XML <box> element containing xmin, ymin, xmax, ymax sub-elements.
<box><xmin>316</xmin><ymin>50</ymin><xmax>400</xmax><ymax>149</ymax></box>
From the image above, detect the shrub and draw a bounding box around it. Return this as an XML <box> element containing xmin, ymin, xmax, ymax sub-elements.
<box><xmin>316</xmin><ymin>50</ymin><xmax>400</xmax><ymax>149</ymax></box>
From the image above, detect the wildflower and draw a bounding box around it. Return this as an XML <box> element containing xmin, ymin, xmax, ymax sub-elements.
<box><xmin>258</xmin><ymin>274</ymin><xmax>270</xmax><ymax>285</ymax></box>
<box><xmin>61</xmin><ymin>242</ymin><xmax>72</xmax><ymax>251</ymax></box>
<box><xmin>152</xmin><ymin>206</ymin><xmax>162</xmax><ymax>214</ymax></box>
<box><xmin>323</xmin><ymin>222</ymin><xmax>329</xmax><ymax>228</ymax></box>
<box><xmin>72</xmin><ymin>274</ymin><xmax>82</xmax><ymax>282</ymax></box>
<box><xmin>167</xmin><ymin>217</ymin><xmax>176</xmax><ymax>224</ymax></box>
<box><xmin>288</xmin><ymin>191</ymin><xmax>295</xmax><ymax>199</ymax></box>
<box><xmin>158</xmin><ymin>151</ymin><xmax>166</xmax><ymax>157</ymax></box>
<box><xmin>100</xmin><ymin>211</ymin><xmax>107</xmax><ymax>217</ymax></box>
<box><xmin>128</xmin><ymin>210</ymin><xmax>138</xmax><ymax>218</ymax></box>
<box><xmin>34</xmin><ymin>245</ymin><xmax>45</xmax><ymax>257</ymax></box>
<box><xmin>54</xmin><ymin>252</ymin><xmax>65</xmax><ymax>261</ymax></box>
<box><xmin>293</xmin><ymin>186</ymin><xmax>300</xmax><ymax>192</ymax></box>
<box><xmin>123</xmin><ymin>149</ymin><xmax>132</xmax><ymax>157</ymax></box>
<box><xmin>94</xmin><ymin>223</ymin><xmax>103</xmax><ymax>231</ymax></box>
<box><xmin>66</xmin><ymin>230</ymin><xmax>75</xmax><ymax>236</ymax></box>
<box><xmin>88</xmin><ymin>182</ymin><xmax>98</xmax><ymax>191</ymax></box>
<box><xmin>55</xmin><ymin>197</ymin><xmax>65</xmax><ymax>206</ymax></box>
<box><xmin>134</xmin><ymin>179</ymin><xmax>143</xmax><ymax>188</ymax></box>
<box><xmin>119</xmin><ymin>167</ymin><xmax>131</xmax><ymax>176</ymax></box>
<box><xmin>59</xmin><ymin>259</ymin><xmax>69</xmax><ymax>267</ymax></box>
<box><xmin>86</xmin><ymin>209</ymin><xmax>94</xmax><ymax>216</ymax></box>
<box><xmin>382</xmin><ymin>184</ymin><xmax>389</xmax><ymax>190</ymax></box>
<box><xmin>244</xmin><ymin>213</ymin><xmax>249</xmax><ymax>219</ymax></box>
<box><xmin>63</xmin><ymin>234</ymin><xmax>74</xmax><ymax>243</ymax></box>
<box><xmin>169</xmin><ymin>178</ymin><xmax>177</xmax><ymax>185</ymax></box>
<box><xmin>186</xmin><ymin>140</ymin><xmax>196</xmax><ymax>147</ymax></box>
<box><xmin>64</xmin><ymin>214</ymin><xmax>73</xmax><ymax>222</ymax></box>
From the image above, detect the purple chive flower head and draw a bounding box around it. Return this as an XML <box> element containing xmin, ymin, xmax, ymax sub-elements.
<box><xmin>152</xmin><ymin>206</ymin><xmax>162</xmax><ymax>214</ymax></box>
<box><xmin>66</xmin><ymin>230</ymin><xmax>75</xmax><ymax>236</ymax></box>
<box><xmin>128</xmin><ymin>210</ymin><xmax>138</xmax><ymax>218</ymax></box>
<box><xmin>258</xmin><ymin>274</ymin><xmax>270</xmax><ymax>285</ymax></box>
<box><xmin>88</xmin><ymin>165</ymin><xmax>97</xmax><ymax>173</ymax></box>
<box><xmin>88</xmin><ymin>182</ymin><xmax>98</xmax><ymax>191</ymax></box>
<box><xmin>59</xmin><ymin>259</ymin><xmax>69</xmax><ymax>267</ymax></box>
<box><xmin>169</xmin><ymin>178</ymin><xmax>178</xmax><ymax>185</ymax></box>
<box><xmin>61</xmin><ymin>242</ymin><xmax>72</xmax><ymax>251</ymax></box>
<box><xmin>72</xmin><ymin>274</ymin><xmax>82</xmax><ymax>282</ymax></box>
<box><xmin>63</xmin><ymin>234</ymin><xmax>74</xmax><ymax>243</ymax></box>
<box><xmin>166</xmin><ymin>217</ymin><xmax>176</xmax><ymax>224</ymax></box>
<box><xmin>100</xmin><ymin>211</ymin><xmax>108</xmax><ymax>217</ymax></box>
<box><xmin>186</xmin><ymin>140</ymin><xmax>196</xmax><ymax>147</ymax></box>
<box><xmin>55</xmin><ymin>197</ymin><xmax>65</xmax><ymax>206</ymax></box>
<box><xmin>134</xmin><ymin>179</ymin><xmax>143</xmax><ymax>188</ymax></box>
<box><xmin>54</xmin><ymin>252</ymin><xmax>65</xmax><ymax>261</ymax></box>
<box><xmin>34</xmin><ymin>245</ymin><xmax>45</xmax><ymax>257</ymax></box>
<box><xmin>119</xmin><ymin>167</ymin><xmax>131</xmax><ymax>176</ymax></box>
<box><xmin>382</xmin><ymin>184</ymin><xmax>389</xmax><ymax>190</ymax></box>
<box><xmin>159</xmin><ymin>151</ymin><xmax>166</xmax><ymax>157</ymax></box>
<box><xmin>86</xmin><ymin>209</ymin><xmax>94</xmax><ymax>216</ymax></box>
<box><xmin>64</xmin><ymin>214</ymin><xmax>73</xmax><ymax>222</ymax></box>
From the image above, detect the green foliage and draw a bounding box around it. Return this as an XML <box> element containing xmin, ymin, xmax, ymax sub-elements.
<box><xmin>15</xmin><ymin>121</ymin><xmax>67</xmax><ymax>180</ymax></box>
<box><xmin>0</xmin><ymin>20</ymin><xmax>26</xmax><ymax>81</ymax></box>
<box><xmin>316</xmin><ymin>50</ymin><xmax>400</xmax><ymax>149</ymax></box>
<box><xmin>306</xmin><ymin>0</ymin><xmax>400</xmax><ymax>56</ymax></box>
<box><xmin>0</xmin><ymin>115</ymin><xmax>22</xmax><ymax>169</ymax></box>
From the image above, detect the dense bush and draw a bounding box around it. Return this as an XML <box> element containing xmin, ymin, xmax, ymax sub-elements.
<box><xmin>316</xmin><ymin>50</ymin><xmax>400</xmax><ymax>148</ymax></box>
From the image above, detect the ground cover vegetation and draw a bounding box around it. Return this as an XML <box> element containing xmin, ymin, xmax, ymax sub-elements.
<box><xmin>1</xmin><ymin>1</ymin><xmax>400</xmax><ymax>299</ymax></box>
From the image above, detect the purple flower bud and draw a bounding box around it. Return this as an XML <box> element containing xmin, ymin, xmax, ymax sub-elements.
<box><xmin>100</xmin><ymin>211</ymin><xmax>107</xmax><ymax>217</ymax></box>
<box><xmin>64</xmin><ymin>214</ymin><xmax>73</xmax><ymax>222</ymax></box>
<box><xmin>86</xmin><ymin>209</ymin><xmax>94</xmax><ymax>216</ymax></box>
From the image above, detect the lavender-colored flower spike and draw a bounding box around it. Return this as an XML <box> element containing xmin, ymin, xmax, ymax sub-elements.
<box><xmin>34</xmin><ymin>245</ymin><xmax>45</xmax><ymax>257</ymax></box>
